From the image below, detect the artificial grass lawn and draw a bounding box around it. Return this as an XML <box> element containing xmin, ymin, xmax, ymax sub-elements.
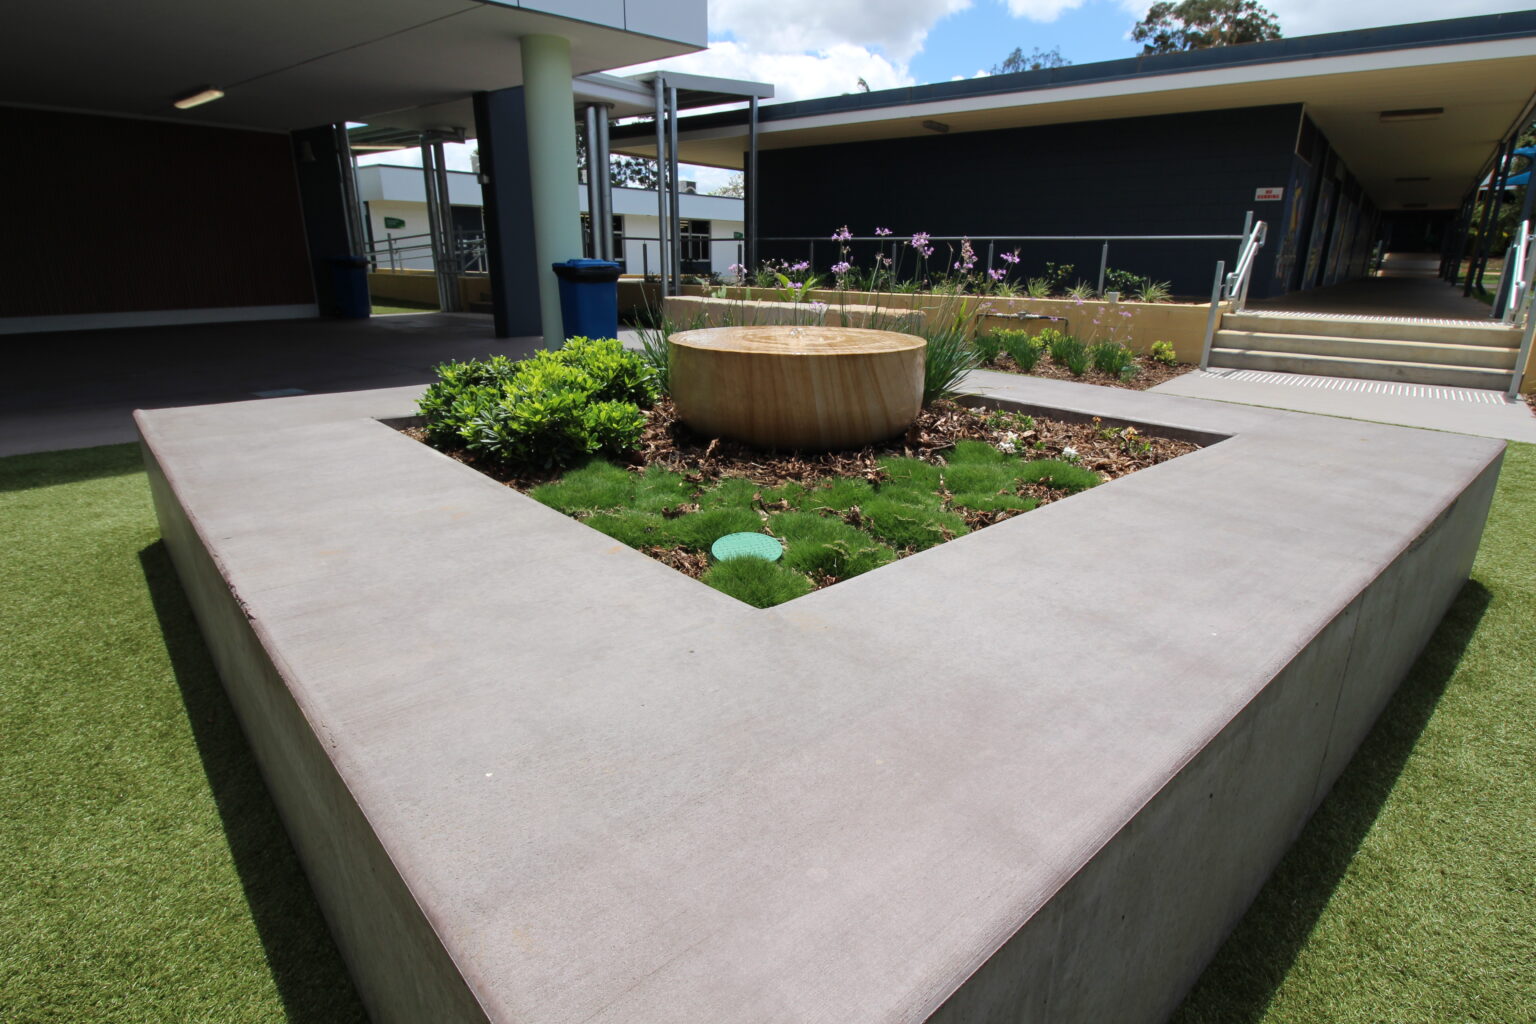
<box><xmin>529</xmin><ymin>440</ymin><xmax>1098</xmax><ymax>607</ymax></box>
<box><xmin>2</xmin><ymin>441</ymin><xmax>1531</xmax><ymax>1020</ymax></box>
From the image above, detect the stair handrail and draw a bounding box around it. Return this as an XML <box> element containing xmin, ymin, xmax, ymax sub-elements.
<box><xmin>1223</xmin><ymin>220</ymin><xmax>1268</xmax><ymax>312</ymax></box>
<box><xmin>1500</xmin><ymin>219</ymin><xmax>1532</xmax><ymax>324</ymax></box>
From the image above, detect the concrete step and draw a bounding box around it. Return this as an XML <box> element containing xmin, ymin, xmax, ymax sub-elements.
<box><xmin>1207</xmin><ymin>348</ymin><xmax>1514</xmax><ymax>389</ymax></box>
<box><xmin>1223</xmin><ymin>312</ymin><xmax>1521</xmax><ymax>347</ymax></box>
<box><xmin>1212</xmin><ymin>330</ymin><xmax>1518</xmax><ymax>369</ymax></box>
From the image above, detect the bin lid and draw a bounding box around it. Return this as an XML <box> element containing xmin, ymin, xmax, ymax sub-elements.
<box><xmin>557</xmin><ymin>259</ymin><xmax>620</xmax><ymax>268</ymax></box>
<box><xmin>552</xmin><ymin>259</ymin><xmax>622</xmax><ymax>282</ymax></box>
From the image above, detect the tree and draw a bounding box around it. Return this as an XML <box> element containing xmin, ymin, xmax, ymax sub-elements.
<box><xmin>706</xmin><ymin>173</ymin><xmax>744</xmax><ymax>198</ymax></box>
<box><xmin>576</xmin><ymin>131</ymin><xmax>658</xmax><ymax>190</ymax></box>
<box><xmin>991</xmin><ymin>46</ymin><xmax>1071</xmax><ymax>74</ymax></box>
<box><xmin>1131</xmin><ymin>0</ymin><xmax>1281</xmax><ymax>55</ymax></box>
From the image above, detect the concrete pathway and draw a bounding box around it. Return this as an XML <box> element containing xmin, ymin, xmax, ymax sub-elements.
<box><xmin>1151</xmin><ymin>367</ymin><xmax>1536</xmax><ymax>443</ymax></box>
<box><xmin>1248</xmin><ymin>272</ymin><xmax>1495</xmax><ymax>321</ymax></box>
<box><xmin>0</xmin><ymin>313</ymin><xmax>561</xmax><ymax>457</ymax></box>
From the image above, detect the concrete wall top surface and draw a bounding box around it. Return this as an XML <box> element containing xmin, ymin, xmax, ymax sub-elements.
<box><xmin>137</xmin><ymin>374</ymin><xmax>1503</xmax><ymax>1023</ymax></box>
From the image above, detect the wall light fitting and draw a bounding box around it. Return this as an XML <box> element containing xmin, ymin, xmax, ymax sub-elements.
<box><xmin>922</xmin><ymin>119</ymin><xmax>949</xmax><ymax>133</ymax></box>
<box><xmin>174</xmin><ymin>88</ymin><xmax>225</xmax><ymax>110</ymax></box>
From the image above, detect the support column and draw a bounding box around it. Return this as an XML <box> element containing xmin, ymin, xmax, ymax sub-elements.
<box><xmin>473</xmin><ymin>87</ymin><xmax>543</xmax><ymax>338</ymax></box>
<box><xmin>747</xmin><ymin>95</ymin><xmax>759</xmax><ymax>271</ymax></box>
<box><xmin>520</xmin><ymin>33</ymin><xmax>582</xmax><ymax>344</ymax></box>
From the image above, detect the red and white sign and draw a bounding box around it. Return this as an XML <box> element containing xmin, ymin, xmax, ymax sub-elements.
<box><xmin>1255</xmin><ymin>187</ymin><xmax>1285</xmax><ymax>201</ymax></box>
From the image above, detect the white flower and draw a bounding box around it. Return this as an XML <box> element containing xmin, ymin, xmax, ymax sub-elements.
<box><xmin>1061</xmin><ymin>445</ymin><xmax>1079</xmax><ymax>462</ymax></box>
<box><xmin>997</xmin><ymin>432</ymin><xmax>1020</xmax><ymax>453</ymax></box>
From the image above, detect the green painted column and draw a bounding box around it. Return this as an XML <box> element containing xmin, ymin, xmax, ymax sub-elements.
<box><xmin>519</xmin><ymin>33</ymin><xmax>582</xmax><ymax>344</ymax></box>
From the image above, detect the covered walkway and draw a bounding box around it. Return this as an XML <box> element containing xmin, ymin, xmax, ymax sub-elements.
<box><xmin>1249</xmin><ymin>262</ymin><xmax>1496</xmax><ymax>323</ymax></box>
<box><xmin>0</xmin><ymin>314</ymin><xmax>554</xmax><ymax>457</ymax></box>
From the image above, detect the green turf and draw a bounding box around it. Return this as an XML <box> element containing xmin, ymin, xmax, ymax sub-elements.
<box><xmin>3</xmin><ymin>442</ymin><xmax>1531</xmax><ymax>1021</ymax></box>
<box><xmin>0</xmin><ymin>444</ymin><xmax>367</xmax><ymax>1023</ymax></box>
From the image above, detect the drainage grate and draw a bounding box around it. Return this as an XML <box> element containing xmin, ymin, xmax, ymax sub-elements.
<box><xmin>1196</xmin><ymin>368</ymin><xmax>1509</xmax><ymax>404</ymax></box>
<box><xmin>1237</xmin><ymin>309</ymin><xmax>1503</xmax><ymax>328</ymax></box>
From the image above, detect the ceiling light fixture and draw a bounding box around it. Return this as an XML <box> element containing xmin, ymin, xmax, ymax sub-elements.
<box><xmin>173</xmin><ymin>87</ymin><xmax>225</xmax><ymax>110</ymax></box>
<box><xmin>1379</xmin><ymin>107</ymin><xmax>1443</xmax><ymax>122</ymax></box>
<box><xmin>921</xmin><ymin>119</ymin><xmax>949</xmax><ymax>133</ymax></box>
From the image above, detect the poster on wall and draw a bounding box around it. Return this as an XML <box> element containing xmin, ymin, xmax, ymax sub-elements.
<box><xmin>1324</xmin><ymin>195</ymin><xmax>1358</xmax><ymax>287</ymax></box>
<box><xmin>1272</xmin><ymin>157</ymin><xmax>1313</xmax><ymax>289</ymax></box>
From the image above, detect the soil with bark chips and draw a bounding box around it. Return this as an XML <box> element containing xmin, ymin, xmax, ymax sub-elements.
<box><xmin>405</xmin><ymin>398</ymin><xmax>1199</xmax><ymax>589</ymax></box>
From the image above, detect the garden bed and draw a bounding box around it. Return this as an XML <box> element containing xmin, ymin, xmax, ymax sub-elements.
<box><xmin>978</xmin><ymin>348</ymin><xmax>1195</xmax><ymax>390</ymax></box>
<box><xmin>404</xmin><ymin>399</ymin><xmax>1198</xmax><ymax>606</ymax></box>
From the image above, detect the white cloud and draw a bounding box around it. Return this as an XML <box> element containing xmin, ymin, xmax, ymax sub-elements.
<box><xmin>618</xmin><ymin>40</ymin><xmax>914</xmax><ymax>103</ymax></box>
<box><xmin>357</xmin><ymin>142</ymin><xmax>476</xmax><ymax>172</ymax></box>
<box><xmin>1000</xmin><ymin>0</ymin><xmax>1093</xmax><ymax>22</ymax></box>
<box><xmin>710</xmin><ymin>0</ymin><xmax>972</xmax><ymax>62</ymax></box>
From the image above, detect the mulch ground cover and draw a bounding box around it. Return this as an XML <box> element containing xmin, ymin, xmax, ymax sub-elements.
<box><xmin>982</xmin><ymin>351</ymin><xmax>1194</xmax><ymax>390</ymax></box>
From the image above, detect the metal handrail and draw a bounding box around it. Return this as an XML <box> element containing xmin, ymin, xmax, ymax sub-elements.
<box><xmin>1222</xmin><ymin>220</ymin><xmax>1268</xmax><ymax>312</ymax></box>
<box><xmin>1499</xmin><ymin>220</ymin><xmax>1531</xmax><ymax>324</ymax></box>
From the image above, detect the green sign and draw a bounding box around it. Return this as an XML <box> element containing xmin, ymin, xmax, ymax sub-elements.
<box><xmin>384</xmin><ymin>216</ymin><xmax>406</xmax><ymax>229</ymax></box>
<box><xmin>733</xmin><ymin>231</ymin><xmax>744</xmax><ymax>240</ymax></box>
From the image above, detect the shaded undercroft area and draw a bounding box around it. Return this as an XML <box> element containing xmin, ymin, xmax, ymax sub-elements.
<box><xmin>1</xmin><ymin>440</ymin><xmax>1531</xmax><ymax>1022</ymax></box>
<box><xmin>1251</xmin><ymin>269</ymin><xmax>1499</xmax><ymax>321</ymax></box>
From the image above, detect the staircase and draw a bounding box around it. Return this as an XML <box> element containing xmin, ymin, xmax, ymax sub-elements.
<box><xmin>1207</xmin><ymin>311</ymin><xmax>1525</xmax><ymax>391</ymax></box>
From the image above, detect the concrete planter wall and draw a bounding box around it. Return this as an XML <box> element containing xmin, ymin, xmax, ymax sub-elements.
<box><xmin>138</xmin><ymin>378</ymin><xmax>1502</xmax><ymax>1024</ymax></box>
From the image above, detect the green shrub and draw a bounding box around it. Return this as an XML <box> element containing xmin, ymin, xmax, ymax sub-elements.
<box><xmin>1025</xmin><ymin>276</ymin><xmax>1053</xmax><ymax>298</ymax></box>
<box><xmin>1000</xmin><ymin>331</ymin><xmax>1045</xmax><ymax>372</ymax></box>
<box><xmin>1017</xmin><ymin>459</ymin><xmax>1101</xmax><ymax>493</ymax></box>
<box><xmin>951</xmin><ymin>492</ymin><xmax>1039</xmax><ymax>512</ymax></box>
<box><xmin>1103</xmin><ymin>268</ymin><xmax>1146</xmax><ymax>296</ymax></box>
<box><xmin>947</xmin><ymin>439</ymin><xmax>1013</xmax><ymax>465</ymax></box>
<box><xmin>770</xmin><ymin>512</ymin><xmax>895</xmax><ymax>579</ymax></box>
<box><xmin>583</xmin><ymin>510</ymin><xmax>675</xmax><ymax>547</ymax></box>
<box><xmin>697</xmin><ymin>476</ymin><xmax>762</xmax><ymax>509</ymax></box>
<box><xmin>630</xmin><ymin>466</ymin><xmax>694</xmax><ymax>512</ymax></box>
<box><xmin>1135</xmin><ymin>280</ymin><xmax>1173</xmax><ymax>303</ymax></box>
<box><xmin>1090</xmin><ymin>341</ymin><xmax>1137</xmax><ymax>377</ymax></box>
<box><xmin>941</xmin><ymin>461</ymin><xmax>1022</xmax><ymax>495</ymax></box>
<box><xmin>1149</xmin><ymin>340</ymin><xmax>1179</xmax><ymax>365</ymax></box>
<box><xmin>417</xmin><ymin>337</ymin><xmax>657</xmax><ymax>469</ymax></box>
<box><xmin>702</xmin><ymin>558</ymin><xmax>813</xmax><ymax>608</ymax></box>
<box><xmin>861</xmin><ymin>498</ymin><xmax>968</xmax><ymax>550</ymax></box>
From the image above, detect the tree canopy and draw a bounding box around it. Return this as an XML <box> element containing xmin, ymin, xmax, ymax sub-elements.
<box><xmin>1131</xmin><ymin>0</ymin><xmax>1281</xmax><ymax>55</ymax></box>
<box><xmin>990</xmin><ymin>46</ymin><xmax>1071</xmax><ymax>74</ymax></box>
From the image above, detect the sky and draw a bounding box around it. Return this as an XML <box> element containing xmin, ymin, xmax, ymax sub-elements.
<box><xmin>361</xmin><ymin>0</ymin><xmax>1533</xmax><ymax>189</ymax></box>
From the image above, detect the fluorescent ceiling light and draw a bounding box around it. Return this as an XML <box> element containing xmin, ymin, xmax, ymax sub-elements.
<box><xmin>173</xmin><ymin>88</ymin><xmax>225</xmax><ymax>110</ymax></box>
<box><xmin>1379</xmin><ymin>107</ymin><xmax>1443</xmax><ymax>122</ymax></box>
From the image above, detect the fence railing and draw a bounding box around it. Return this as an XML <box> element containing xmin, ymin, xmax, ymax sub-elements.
<box><xmin>365</xmin><ymin>230</ymin><xmax>487</xmax><ymax>273</ymax></box>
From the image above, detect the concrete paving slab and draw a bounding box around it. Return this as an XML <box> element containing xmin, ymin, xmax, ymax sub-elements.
<box><xmin>138</xmin><ymin>375</ymin><xmax>1503</xmax><ymax>1024</ymax></box>
<box><xmin>1149</xmin><ymin>367</ymin><xmax>1536</xmax><ymax>442</ymax></box>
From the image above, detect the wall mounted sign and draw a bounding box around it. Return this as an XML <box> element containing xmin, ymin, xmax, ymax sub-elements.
<box><xmin>1255</xmin><ymin>187</ymin><xmax>1284</xmax><ymax>201</ymax></box>
<box><xmin>384</xmin><ymin>216</ymin><xmax>406</xmax><ymax>229</ymax></box>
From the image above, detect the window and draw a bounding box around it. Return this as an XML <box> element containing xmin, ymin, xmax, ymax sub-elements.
<box><xmin>581</xmin><ymin>214</ymin><xmax>624</xmax><ymax>260</ymax></box>
<box><xmin>680</xmin><ymin>220</ymin><xmax>712</xmax><ymax>263</ymax></box>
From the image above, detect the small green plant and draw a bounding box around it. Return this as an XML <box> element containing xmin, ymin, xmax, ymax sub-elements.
<box><xmin>1090</xmin><ymin>340</ymin><xmax>1137</xmax><ymax>378</ymax></box>
<box><xmin>1025</xmin><ymin>276</ymin><xmax>1053</xmax><ymax>298</ymax></box>
<box><xmin>919</xmin><ymin>298</ymin><xmax>983</xmax><ymax>404</ymax></box>
<box><xmin>1135</xmin><ymin>280</ymin><xmax>1173</xmax><ymax>303</ymax></box>
<box><xmin>1017</xmin><ymin>458</ymin><xmax>1101</xmax><ymax>493</ymax></box>
<box><xmin>1042</xmin><ymin>261</ymin><xmax>1075</xmax><ymax>290</ymax></box>
<box><xmin>1149</xmin><ymin>340</ymin><xmax>1179</xmax><ymax>365</ymax></box>
<box><xmin>999</xmin><ymin>331</ymin><xmax>1045</xmax><ymax>372</ymax></box>
<box><xmin>1065</xmin><ymin>280</ymin><xmax>1096</xmax><ymax>301</ymax></box>
<box><xmin>770</xmin><ymin>511</ymin><xmax>895</xmax><ymax>579</ymax></box>
<box><xmin>1103</xmin><ymin>268</ymin><xmax>1146</xmax><ymax>296</ymax></box>
<box><xmin>702</xmin><ymin>558</ymin><xmax>813</xmax><ymax>608</ymax></box>
<box><xmin>972</xmin><ymin>331</ymin><xmax>1006</xmax><ymax>365</ymax></box>
<box><xmin>1047</xmin><ymin>331</ymin><xmax>1088</xmax><ymax>375</ymax></box>
<box><xmin>861</xmin><ymin>498</ymin><xmax>968</xmax><ymax>551</ymax></box>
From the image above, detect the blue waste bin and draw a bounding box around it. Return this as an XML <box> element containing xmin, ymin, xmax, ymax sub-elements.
<box><xmin>328</xmin><ymin>255</ymin><xmax>371</xmax><ymax>319</ymax></box>
<box><xmin>551</xmin><ymin>259</ymin><xmax>622</xmax><ymax>339</ymax></box>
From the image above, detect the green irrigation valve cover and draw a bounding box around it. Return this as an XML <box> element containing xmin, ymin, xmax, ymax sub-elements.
<box><xmin>710</xmin><ymin>532</ymin><xmax>783</xmax><ymax>562</ymax></box>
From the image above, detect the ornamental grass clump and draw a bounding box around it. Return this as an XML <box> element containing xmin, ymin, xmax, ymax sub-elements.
<box><xmin>418</xmin><ymin>337</ymin><xmax>656</xmax><ymax>469</ymax></box>
<box><xmin>999</xmin><ymin>330</ymin><xmax>1045</xmax><ymax>372</ymax></box>
<box><xmin>701</xmin><ymin>558</ymin><xmax>813</xmax><ymax>608</ymax></box>
<box><xmin>1090</xmin><ymin>340</ymin><xmax>1138</xmax><ymax>379</ymax></box>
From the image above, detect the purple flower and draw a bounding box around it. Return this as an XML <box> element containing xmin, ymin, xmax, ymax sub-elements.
<box><xmin>1000</xmin><ymin>251</ymin><xmax>1020</xmax><ymax>265</ymax></box>
<box><xmin>874</xmin><ymin>226</ymin><xmax>892</xmax><ymax>236</ymax></box>
<box><xmin>831</xmin><ymin>225</ymin><xmax>853</xmax><ymax>241</ymax></box>
<box><xmin>909</xmin><ymin>231</ymin><xmax>931</xmax><ymax>249</ymax></box>
<box><xmin>1119</xmin><ymin>310</ymin><xmax>1132</xmax><ymax>318</ymax></box>
<box><xmin>988</xmin><ymin>268</ymin><xmax>1006</xmax><ymax>281</ymax></box>
<box><xmin>788</xmin><ymin>281</ymin><xmax>802</xmax><ymax>290</ymax></box>
<box><xmin>832</xmin><ymin>261</ymin><xmax>852</xmax><ymax>275</ymax></box>
<box><xmin>789</xmin><ymin>260</ymin><xmax>810</xmax><ymax>272</ymax></box>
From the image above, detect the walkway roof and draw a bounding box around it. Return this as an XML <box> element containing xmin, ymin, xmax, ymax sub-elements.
<box><xmin>612</xmin><ymin>11</ymin><xmax>1536</xmax><ymax>212</ymax></box>
<box><xmin>0</xmin><ymin>0</ymin><xmax>705</xmax><ymax>134</ymax></box>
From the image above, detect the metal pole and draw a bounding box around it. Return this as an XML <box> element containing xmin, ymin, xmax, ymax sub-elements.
<box><xmin>668</xmin><ymin>83</ymin><xmax>681</xmax><ymax>293</ymax></box>
<box><xmin>1477</xmin><ymin>139</ymin><xmax>1516</xmax><ymax>295</ymax></box>
<box><xmin>333</xmin><ymin>124</ymin><xmax>366</xmax><ymax>258</ymax></box>
<box><xmin>1097</xmin><ymin>241</ymin><xmax>1108</xmax><ymax>294</ymax></box>
<box><xmin>419</xmin><ymin>137</ymin><xmax>452</xmax><ymax>311</ymax></box>
<box><xmin>583</xmin><ymin>105</ymin><xmax>601</xmax><ymax>259</ymax></box>
<box><xmin>596</xmin><ymin>105</ymin><xmax>614</xmax><ymax>261</ymax></box>
<box><xmin>652</xmin><ymin>75</ymin><xmax>668</xmax><ymax>293</ymax></box>
<box><xmin>642</xmin><ymin>243</ymin><xmax>649</xmax><ymax>280</ymax></box>
<box><xmin>1509</xmin><ymin>289</ymin><xmax>1536</xmax><ymax>400</ymax></box>
<box><xmin>432</xmin><ymin>138</ymin><xmax>460</xmax><ymax>311</ymax></box>
<box><xmin>1467</xmin><ymin>139</ymin><xmax>1507</xmax><ymax>295</ymax></box>
<box><xmin>747</xmin><ymin>95</ymin><xmax>759</xmax><ymax>272</ymax></box>
<box><xmin>1200</xmin><ymin>260</ymin><xmax>1225</xmax><ymax>370</ymax></box>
